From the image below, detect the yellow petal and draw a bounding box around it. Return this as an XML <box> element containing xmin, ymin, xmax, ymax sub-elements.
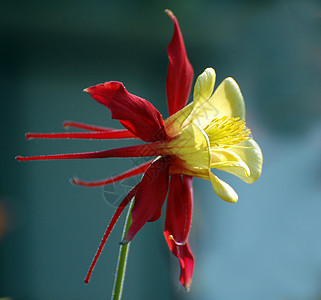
<box><xmin>209</xmin><ymin>77</ymin><xmax>246</xmax><ymax>120</ymax></box>
<box><xmin>227</xmin><ymin>138</ymin><xmax>263</xmax><ymax>183</ymax></box>
<box><xmin>193</xmin><ymin>67</ymin><xmax>216</xmax><ymax>103</ymax></box>
<box><xmin>182</xmin><ymin>68</ymin><xmax>216</xmax><ymax>128</ymax></box>
<box><xmin>169</xmin><ymin>161</ymin><xmax>210</xmax><ymax>180</ymax></box>
<box><xmin>161</xmin><ymin>122</ymin><xmax>211</xmax><ymax>171</ymax></box>
<box><xmin>164</xmin><ymin>103</ymin><xmax>193</xmax><ymax>137</ymax></box>
<box><xmin>210</xmin><ymin>148</ymin><xmax>250</xmax><ymax>178</ymax></box>
<box><xmin>164</xmin><ymin>68</ymin><xmax>216</xmax><ymax>137</ymax></box>
<box><xmin>209</xmin><ymin>171</ymin><xmax>238</xmax><ymax>203</ymax></box>
<box><xmin>184</xmin><ymin>76</ymin><xmax>246</xmax><ymax>130</ymax></box>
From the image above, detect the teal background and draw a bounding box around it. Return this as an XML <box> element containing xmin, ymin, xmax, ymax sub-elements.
<box><xmin>1</xmin><ymin>1</ymin><xmax>321</xmax><ymax>299</ymax></box>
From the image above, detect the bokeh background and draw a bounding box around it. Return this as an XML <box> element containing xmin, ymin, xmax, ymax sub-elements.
<box><xmin>1</xmin><ymin>0</ymin><xmax>321</xmax><ymax>299</ymax></box>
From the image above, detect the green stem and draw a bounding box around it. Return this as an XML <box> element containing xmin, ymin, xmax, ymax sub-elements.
<box><xmin>111</xmin><ymin>199</ymin><xmax>134</xmax><ymax>300</ymax></box>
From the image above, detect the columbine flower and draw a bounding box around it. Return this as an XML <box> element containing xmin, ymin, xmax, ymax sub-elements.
<box><xmin>16</xmin><ymin>10</ymin><xmax>262</xmax><ymax>290</ymax></box>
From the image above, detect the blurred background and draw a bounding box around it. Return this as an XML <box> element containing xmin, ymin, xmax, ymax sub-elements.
<box><xmin>1</xmin><ymin>0</ymin><xmax>321</xmax><ymax>299</ymax></box>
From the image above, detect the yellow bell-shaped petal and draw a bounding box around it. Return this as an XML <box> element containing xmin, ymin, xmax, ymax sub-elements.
<box><xmin>161</xmin><ymin>122</ymin><xmax>211</xmax><ymax>174</ymax></box>
<box><xmin>193</xmin><ymin>67</ymin><xmax>216</xmax><ymax>103</ymax></box>
<box><xmin>225</xmin><ymin>139</ymin><xmax>263</xmax><ymax>183</ymax></box>
<box><xmin>210</xmin><ymin>148</ymin><xmax>250</xmax><ymax>178</ymax></box>
<box><xmin>207</xmin><ymin>77</ymin><xmax>246</xmax><ymax>121</ymax></box>
<box><xmin>164</xmin><ymin>103</ymin><xmax>193</xmax><ymax>137</ymax></box>
<box><xmin>182</xmin><ymin>68</ymin><xmax>246</xmax><ymax>130</ymax></box>
<box><xmin>209</xmin><ymin>171</ymin><xmax>238</xmax><ymax>203</ymax></box>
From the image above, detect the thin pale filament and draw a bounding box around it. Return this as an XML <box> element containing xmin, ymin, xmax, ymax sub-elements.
<box><xmin>168</xmin><ymin>234</ymin><xmax>188</xmax><ymax>246</ymax></box>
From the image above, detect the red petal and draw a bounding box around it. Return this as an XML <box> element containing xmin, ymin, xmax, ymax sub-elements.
<box><xmin>123</xmin><ymin>157</ymin><xmax>171</xmax><ymax>242</ymax></box>
<box><xmin>165</xmin><ymin>236</ymin><xmax>194</xmax><ymax>291</ymax></box>
<box><xmin>165</xmin><ymin>10</ymin><xmax>194</xmax><ymax>116</ymax></box>
<box><xmin>164</xmin><ymin>174</ymin><xmax>194</xmax><ymax>290</ymax></box>
<box><xmin>85</xmin><ymin>82</ymin><xmax>168</xmax><ymax>142</ymax></box>
<box><xmin>165</xmin><ymin>175</ymin><xmax>193</xmax><ymax>245</ymax></box>
<box><xmin>177</xmin><ymin>242</ymin><xmax>194</xmax><ymax>291</ymax></box>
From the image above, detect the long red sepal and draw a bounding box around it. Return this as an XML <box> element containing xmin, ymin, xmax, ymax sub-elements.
<box><xmin>63</xmin><ymin>121</ymin><xmax>115</xmax><ymax>132</ymax></box>
<box><xmin>165</xmin><ymin>9</ymin><xmax>194</xmax><ymax>116</ymax></box>
<box><xmin>84</xmin><ymin>186</ymin><xmax>138</xmax><ymax>284</ymax></box>
<box><xmin>25</xmin><ymin>130</ymin><xmax>137</xmax><ymax>140</ymax></box>
<box><xmin>73</xmin><ymin>160</ymin><xmax>152</xmax><ymax>187</ymax></box>
<box><xmin>16</xmin><ymin>143</ymin><xmax>162</xmax><ymax>162</ymax></box>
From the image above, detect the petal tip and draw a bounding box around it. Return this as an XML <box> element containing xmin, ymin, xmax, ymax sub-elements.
<box><xmin>62</xmin><ymin>121</ymin><xmax>69</xmax><ymax>129</ymax></box>
<box><xmin>205</xmin><ymin>67</ymin><xmax>215</xmax><ymax>75</ymax></box>
<box><xmin>184</xmin><ymin>282</ymin><xmax>191</xmax><ymax>292</ymax></box>
<box><xmin>25</xmin><ymin>132</ymin><xmax>32</xmax><ymax>140</ymax></box>
<box><xmin>228</xmin><ymin>197</ymin><xmax>238</xmax><ymax>204</ymax></box>
<box><xmin>16</xmin><ymin>155</ymin><xmax>30</xmax><ymax>162</ymax></box>
<box><xmin>164</xmin><ymin>9</ymin><xmax>174</xmax><ymax>17</ymax></box>
<box><xmin>70</xmin><ymin>177</ymin><xmax>78</xmax><ymax>185</ymax></box>
<box><xmin>223</xmin><ymin>191</ymin><xmax>238</xmax><ymax>204</ymax></box>
<box><xmin>180</xmin><ymin>275</ymin><xmax>192</xmax><ymax>292</ymax></box>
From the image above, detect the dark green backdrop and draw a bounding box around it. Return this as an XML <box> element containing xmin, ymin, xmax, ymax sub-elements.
<box><xmin>1</xmin><ymin>1</ymin><xmax>321</xmax><ymax>299</ymax></box>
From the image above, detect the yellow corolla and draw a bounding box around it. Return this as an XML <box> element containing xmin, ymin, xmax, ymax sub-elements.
<box><xmin>163</xmin><ymin>67</ymin><xmax>263</xmax><ymax>203</ymax></box>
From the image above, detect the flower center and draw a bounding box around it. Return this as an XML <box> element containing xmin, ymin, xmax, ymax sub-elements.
<box><xmin>204</xmin><ymin>116</ymin><xmax>251</xmax><ymax>148</ymax></box>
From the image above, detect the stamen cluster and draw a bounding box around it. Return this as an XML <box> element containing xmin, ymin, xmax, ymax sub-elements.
<box><xmin>205</xmin><ymin>116</ymin><xmax>251</xmax><ymax>148</ymax></box>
